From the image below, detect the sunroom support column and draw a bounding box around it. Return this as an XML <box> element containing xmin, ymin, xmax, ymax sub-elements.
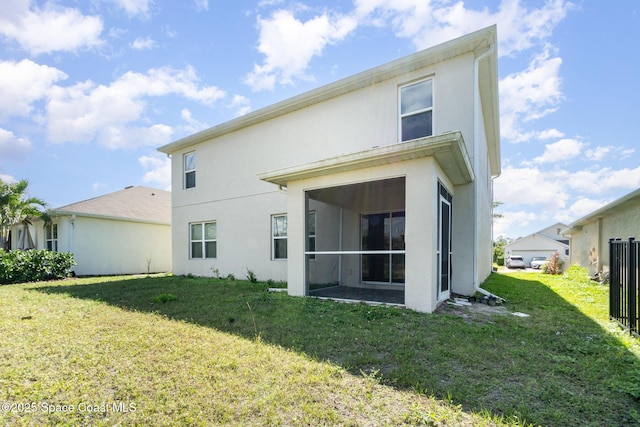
<box><xmin>286</xmin><ymin>181</ymin><xmax>306</xmax><ymax>297</ymax></box>
<box><xmin>404</xmin><ymin>160</ymin><xmax>438</xmax><ymax>312</ymax></box>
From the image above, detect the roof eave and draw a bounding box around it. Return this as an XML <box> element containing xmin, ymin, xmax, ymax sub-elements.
<box><xmin>158</xmin><ymin>25</ymin><xmax>498</xmax><ymax>155</ymax></box>
<box><xmin>49</xmin><ymin>210</ymin><xmax>171</xmax><ymax>226</ymax></box>
<box><xmin>568</xmin><ymin>187</ymin><xmax>640</xmax><ymax>228</ymax></box>
<box><xmin>257</xmin><ymin>131</ymin><xmax>474</xmax><ymax>187</ymax></box>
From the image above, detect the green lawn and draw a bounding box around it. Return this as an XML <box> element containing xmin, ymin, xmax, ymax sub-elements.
<box><xmin>0</xmin><ymin>268</ymin><xmax>638</xmax><ymax>426</ymax></box>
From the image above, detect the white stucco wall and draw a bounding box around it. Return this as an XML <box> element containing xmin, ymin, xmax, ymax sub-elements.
<box><xmin>285</xmin><ymin>157</ymin><xmax>448</xmax><ymax>312</ymax></box>
<box><xmin>169</xmin><ymin>51</ymin><xmax>482</xmax><ymax>287</ymax></box>
<box><xmin>16</xmin><ymin>215</ymin><xmax>171</xmax><ymax>276</ymax></box>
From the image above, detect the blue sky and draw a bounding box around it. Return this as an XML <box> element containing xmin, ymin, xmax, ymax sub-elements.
<box><xmin>0</xmin><ymin>0</ymin><xmax>638</xmax><ymax>240</ymax></box>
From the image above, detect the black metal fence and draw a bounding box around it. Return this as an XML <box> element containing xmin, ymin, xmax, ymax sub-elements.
<box><xmin>609</xmin><ymin>237</ymin><xmax>640</xmax><ymax>337</ymax></box>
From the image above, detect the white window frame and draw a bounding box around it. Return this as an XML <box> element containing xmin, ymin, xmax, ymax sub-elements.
<box><xmin>360</xmin><ymin>211</ymin><xmax>406</xmax><ymax>285</ymax></box>
<box><xmin>307</xmin><ymin>211</ymin><xmax>316</xmax><ymax>260</ymax></box>
<box><xmin>399</xmin><ymin>78</ymin><xmax>434</xmax><ymax>142</ymax></box>
<box><xmin>271</xmin><ymin>214</ymin><xmax>287</xmax><ymax>260</ymax></box>
<box><xmin>190</xmin><ymin>221</ymin><xmax>217</xmax><ymax>259</ymax></box>
<box><xmin>184</xmin><ymin>152</ymin><xmax>196</xmax><ymax>189</ymax></box>
<box><xmin>45</xmin><ymin>223</ymin><xmax>58</xmax><ymax>251</ymax></box>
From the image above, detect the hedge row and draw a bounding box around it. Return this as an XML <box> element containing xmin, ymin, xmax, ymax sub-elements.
<box><xmin>0</xmin><ymin>249</ymin><xmax>76</xmax><ymax>284</ymax></box>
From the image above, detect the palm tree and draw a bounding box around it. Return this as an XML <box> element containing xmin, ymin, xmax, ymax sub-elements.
<box><xmin>0</xmin><ymin>179</ymin><xmax>49</xmax><ymax>250</ymax></box>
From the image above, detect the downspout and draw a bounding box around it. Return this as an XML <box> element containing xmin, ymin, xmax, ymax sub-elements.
<box><xmin>472</xmin><ymin>43</ymin><xmax>495</xmax><ymax>294</ymax></box>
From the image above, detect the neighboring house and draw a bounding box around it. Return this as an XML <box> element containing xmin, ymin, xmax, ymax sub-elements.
<box><xmin>10</xmin><ymin>186</ymin><xmax>171</xmax><ymax>276</ymax></box>
<box><xmin>563</xmin><ymin>188</ymin><xmax>640</xmax><ymax>277</ymax></box>
<box><xmin>157</xmin><ymin>26</ymin><xmax>500</xmax><ymax>313</ymax></box>
<box><xmin>503</xmin><ymin>223</ymin><xmax>570</xmax><ymax>267</ymax></box>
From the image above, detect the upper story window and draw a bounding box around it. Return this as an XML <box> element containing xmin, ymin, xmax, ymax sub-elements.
<box><xmin>184</xmin><ymin>152</ymin><xmax>196</xmax><ymax>189</ymax></box>
<box><xmin>400</xmin><ymin>79</ymin><xmax>433</xmax><ymax>142</ymax></box>
<box><xmin>45</xmin><ymin>223</ymin><xmax>58</xmax><ymax>251</ymax></box>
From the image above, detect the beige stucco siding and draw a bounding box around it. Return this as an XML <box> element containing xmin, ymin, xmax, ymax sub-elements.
<box><xmin>169</xmin><ymin>53</ymin><xmax>479</xmax><ymax>285</ymax></box>
<box><xmin>285</xmin><ymin>156</ymin><xmax>449</xmax><ymax>312</ymax></box>
<box><xmin>17</xmin><ymin>216</ymin><xmax>171</xmax><ymax>276</ymax></box>
<box><xmin>569</xmin><ymin>195</ymin><xmax>640</xmax><ymax>276</ymax></box>
<box><xmin>170</xmin><ymin>53</ymin><xmax>476</xmax><ymax>206</ymax></box>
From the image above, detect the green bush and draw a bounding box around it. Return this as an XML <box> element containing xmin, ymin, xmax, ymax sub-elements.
<box><xmin>0</xmin><ymin>249</ymin><xmax>76</xmax><ymax>284</ymax></box>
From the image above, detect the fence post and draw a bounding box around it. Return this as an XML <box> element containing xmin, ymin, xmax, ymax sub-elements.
<box><xmin>609</xmin><ymin>238</ymin><xmax>616</xmax><ymax>321</ymax></box>
<box><xmin>629</xmin><ymin>237</ymin><xmax>637</xmax><ymax>335</ymax></box>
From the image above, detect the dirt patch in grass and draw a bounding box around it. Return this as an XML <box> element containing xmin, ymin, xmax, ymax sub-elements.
<box><xmin>437</xmin><ymin>298</ymin><xmax>520</xmax><ymax>324</ymax></box>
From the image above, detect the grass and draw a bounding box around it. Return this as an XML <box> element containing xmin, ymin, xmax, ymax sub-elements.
<box><xmin>0</xmin><ymin>268</ymin><xmax>638</xmax><ymax>426</ymax></box>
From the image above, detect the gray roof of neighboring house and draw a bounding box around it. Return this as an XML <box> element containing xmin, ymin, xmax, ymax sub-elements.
<box><xmin>565</xmin><ymin>187</ymin><xmax>640</xmax><ymax>232</ymax></box>
<box><xmin>52</xmin><ymin>186</ymin><xmax>171</xmax><ymax>224</ymax></box>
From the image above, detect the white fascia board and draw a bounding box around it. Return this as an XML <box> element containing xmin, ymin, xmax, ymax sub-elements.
<box><xmin>567</xmin><ymin>187</ymin><xmax>640</xmax><ymax>230</ymax></box>
<box><xmin>50</xmin><ymin>210</ymin><xmax>171</xmax><ymax>226</ymax></box>
<box><xmin>157</xmin><ymin>26</ymin><xmax>497</xmax><ymax>155</ymax></box>
<box><xmin>257</xmin><ymin>131</ymin><xmax>474</xmax><ymax>187</ymax></box>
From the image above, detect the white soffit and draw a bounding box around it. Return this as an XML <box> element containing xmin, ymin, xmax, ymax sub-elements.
<box><xmin>257</xmin><ymin>131</ymin><xmax>474</xmax><ymax>187</ymax></box>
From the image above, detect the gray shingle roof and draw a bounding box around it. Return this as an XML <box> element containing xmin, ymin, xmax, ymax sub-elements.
<box><xmin>53</xmin><ymin>186</ymin><xmax>170</xmax><ymax>224</ymax></box>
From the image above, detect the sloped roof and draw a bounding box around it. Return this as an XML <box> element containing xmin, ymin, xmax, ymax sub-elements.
<box><xmin>565</xmin><ymin>187</ymin><xmax>640</xmax><ymax>232</ymax></box>
<box><xmin>504</xmin><ymin>233</ymin><xmax>569</xmax><ymax>251</ymax></box>
<box><xmin>52</xmin><ymin>186</ymin><xmax>171</xmax><ymax>224</ymax></box>
<box><xmin>157</xmin><ymin>26</ymin><xmax>499</xmax><ymax>175</ymax></box>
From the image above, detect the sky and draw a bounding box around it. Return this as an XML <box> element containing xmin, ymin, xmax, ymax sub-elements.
<box><xmin>0</xmin><ymin>0</ymin><xmax>638</xmax><ymax>240</ymax></box>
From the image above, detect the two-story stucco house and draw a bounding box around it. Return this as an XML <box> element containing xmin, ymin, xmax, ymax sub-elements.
<box><xmin>158</xmin><ymin>26</ymin><xmax>500</xmax><ymax>313</ymax></box>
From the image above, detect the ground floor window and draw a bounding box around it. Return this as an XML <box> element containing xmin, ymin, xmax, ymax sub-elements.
<box><xmin>190</xmin><ymin>221</ymin><xmax>216</xmax><ymax>259</ymax></box>
<box><xmin>45</xmin><ymin>224</ymin><xmax>58</xmax><ymax>251</ymax></box>
<box><xmin>272</xmin><ymin>214</ymin><xmax>287</xmax><ymax>259</ymax></box>
<box><xmin>361</xmin><ymin>211</ymin><xmax>405</xmax><ymax>284</ymax></box>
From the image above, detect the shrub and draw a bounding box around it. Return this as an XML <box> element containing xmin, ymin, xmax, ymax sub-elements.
<box><xmin>246</xmin><ymin>268</ymin><xmax>257</xmax><ymax>283</ymax></box>
<box><xmin>0</xmin><ymin>249</ymin><xmax>76</xmax><ymax>284</ymax></box>
<box><xmin>542</xmin><ymin>252</ymin><xmax>564</xmax><ymax>275</ymax></box>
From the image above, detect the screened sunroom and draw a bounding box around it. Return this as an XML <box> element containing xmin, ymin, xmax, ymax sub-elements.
<box><xmin>258</xmin><ymin>131</ymin><xmax>472</xmax><ymax>313</ymax></box>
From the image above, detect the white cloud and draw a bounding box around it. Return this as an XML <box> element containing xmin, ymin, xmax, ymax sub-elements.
<box><xmin>46</xmin><ymin>66</ymin><xmax>225</xmax><ymax>148</ymax></box>
<box><xmin>566</xmin><ymin>166</ymin><xmax>640</xmax><ymax>195</ymax></box>
<box><xmin>585</xmin><ymin>146</ymin><xmax>611</xmax><ymax>161</ymax></box>
<box><xmin>228</xmin><ymin>95</ymin><xmax>251</xmax><ymax>117</ymax></box>
<box><xmin>244</xmin><ymin>9</ymin><xmax>357</xmax><ymax>91</ymax></box>
<box><xmin>537</xmin><ymin>128</ymin><xmax>564</xmax><ymax>140</ymax></box>
<box><xmin>0</xmin><ymin>59</ymin><xmax>67</xmax><ymax>120</ymax></box>
<box><xmin>0</xmin><ymin>174</ymin><xmax>18</xmax><ymax>184</ymax></box>
<box><xmin>500</xmin><ymin>49</ymin><xmax>564</xmax><ymax>142</ymax></box>
<box><xmin>534</xmin><ymin>138</ymin><xmax>583</xmax><ymax>164</ymax></box>
<box><xmin>180</xmin><ymin>109</ymin><xmax>209</xmax><ymax>134</ymax></box>
<box><xmin>111</xmin><ymin>0</ymin><xmax>154</xmax><ymax>18</ymax></box>
<box><xmin>0</xmin><ymin>128</ymin><xmax>32</xmax><ymax>161</ymax></box>
<box><xmin>131</xmin><ymin>36</ymin><xmax>155</xmax><ymax>50</ymax></box>
<box><xmin>494</xmin><ymin>165</ymin><xmax>570</xmax><ymax>210</ymax></box>
<box><xmin>493</xmin><ymin>210</ymin><xmax>539</xmax><ymax>239</ymax></box>
<box><xmin>0</xmin><ymin>1</ymin><xmax>103</xmax><ymax>55</ymax></box>
<box><xmin>354</xmin><ymin>0</ymin><xmax>572</xmax><ymax>55</ymax></box>
<box><xmin>194</xmin><ymin>0</ymin><xmax>209</xmax><ymax>12</ymax></box>
<box><xmin>139</xmin><ymin>154</ymin><xmax>171</xmax><ymax>190</ymax></box>
<box><xmin>554</xmin><ymin>197</ymin><xmax>610</xmax><ymax>224</ymax></box>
